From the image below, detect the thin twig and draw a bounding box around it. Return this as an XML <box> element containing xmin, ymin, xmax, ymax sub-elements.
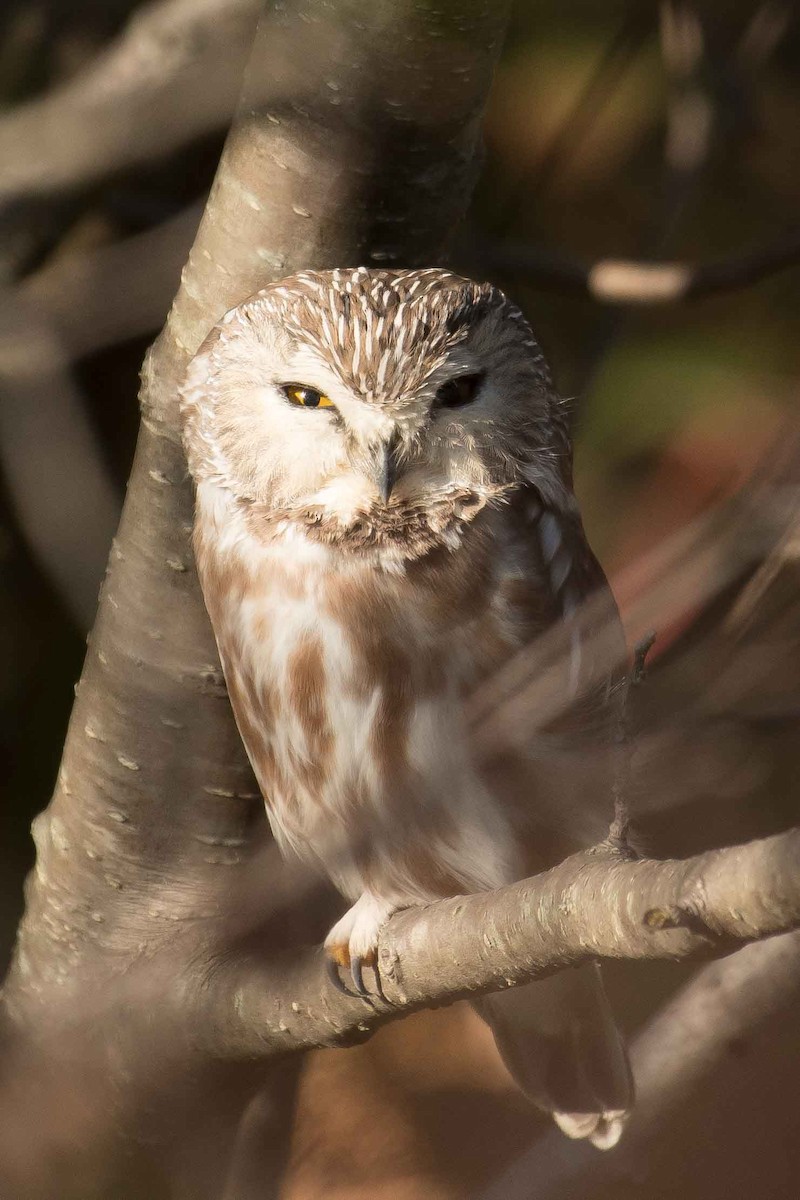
<box><xmin>476</xmin><ymin>230</ymin><xmax>800</xmax><ymax>305</ymax></box>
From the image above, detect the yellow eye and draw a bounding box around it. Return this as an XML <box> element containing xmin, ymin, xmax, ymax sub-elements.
<box><xmin>282</xmin><ymin>384</ymin><xmax>335</xmax><ymax>410</ymax></box>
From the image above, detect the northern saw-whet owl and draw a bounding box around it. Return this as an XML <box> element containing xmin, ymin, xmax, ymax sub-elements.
<box><xmin>181</xmin><ymin>267</ymin><xmax>632</xmax><ymax>1148</ymax></box>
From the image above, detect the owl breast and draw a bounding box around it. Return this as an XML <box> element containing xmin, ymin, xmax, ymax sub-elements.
<box><xmin>194</xmin><ymin>481</ymin><xmax>536</xmax><ymax>906</ymax></box>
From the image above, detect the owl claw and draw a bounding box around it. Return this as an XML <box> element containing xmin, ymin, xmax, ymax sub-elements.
<box><xmin>350</xmin><ymin>955</ymin><xmax>369</xmax><ymax>998</ymax></box>
<box><xmin>324</xmin><ymin>948</ymin><xmax>373</xmax><ymax>999</ymax></box>
<box><xmin>324</xmin><ymin>892</ymin><xmax>397</xmax><ymax>1000</ymax></box>
<box><xmin>325</xmin><ymin>956</ymin><xmax>354</xmax><ymax>997</ymax></box>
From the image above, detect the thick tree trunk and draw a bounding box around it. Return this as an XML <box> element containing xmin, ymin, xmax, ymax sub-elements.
<box><xmin>0</xmin><ymin>3</ymin><xmax>512</xmax><ymax>1196</ymax></box>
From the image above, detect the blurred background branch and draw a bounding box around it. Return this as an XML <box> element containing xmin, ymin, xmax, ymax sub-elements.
<box><xmin>0</xmin><ymin>298</ymin><xmax>119</xmax><ymax>628</ymax></box>
<box><xmin>474</xmin><ymin>228</ymin><xmax>800</xmax><ymax>305</ymax></box>
<box><xmin>0</xmin><ymin>0</ymin><xmax>259</xmax><ymax>211</ymax></box>
<box><xmin>18</xmin><ymin>201</ymin><xmax>202</xmax><ymax>359</ymax></box>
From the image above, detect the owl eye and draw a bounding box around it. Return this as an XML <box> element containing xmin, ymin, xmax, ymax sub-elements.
<box><xmin>434</xmin><ymin>372</ymin><xmax>484</xmax><ymax>410</ymax></box>
<box><xmin>282</xmin><ymin>383</ymin><xmax>335</xmax><ymax>409</ymax></box>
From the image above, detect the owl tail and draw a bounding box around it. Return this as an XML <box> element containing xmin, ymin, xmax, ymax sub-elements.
<box><xmin>474</xmin><ymin>961</ymin><xmax>632</xmax><ymax>1150</ymax></box>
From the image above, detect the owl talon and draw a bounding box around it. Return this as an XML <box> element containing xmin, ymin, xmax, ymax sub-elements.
<box><xmin>350</xmin><ymin>955</ymin><xmax>369</xmax><ymax>997</ymax></box>
<box><xmin>325</xmin><ymin>956</ymin><xmax>354</xmax><ymax>997</ymax></box>
<box><xmin>325</xmin><ymin>951</ymin><xmax>373</xmax><ymax>1000</ymax></box>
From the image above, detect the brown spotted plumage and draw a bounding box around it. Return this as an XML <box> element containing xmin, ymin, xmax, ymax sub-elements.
<box><xmin>180</xmin><ymin>267</ymin><xmax>632</xmax><ymax>1148</ymax></box>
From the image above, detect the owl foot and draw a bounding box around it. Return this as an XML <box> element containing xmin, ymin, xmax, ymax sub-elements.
<box><xmin>325</xmin><ymin>950</ymin><xmax>377</xmax><ymax>1000</ymax></box>
<box><xmin>324</xmin><ymin>892</ymin><xmax>396</xmax><ymax>1000</ymax></box>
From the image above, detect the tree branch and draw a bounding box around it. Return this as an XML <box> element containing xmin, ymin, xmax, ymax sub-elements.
<box><xmin>17</xmin><ymin>203</ymin><xmax>202</xmax><ymax>359</ymax></box>
<box><xmin>200</xmin><ymin>826</ymin><xmax>800</xmax><ymax>1057</ymax></box>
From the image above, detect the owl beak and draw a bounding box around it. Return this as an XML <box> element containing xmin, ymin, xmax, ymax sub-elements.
<box><xmin>374</xmin><ymin>430</ymin><xmax>401</xmax><ymax>504</ymax></box>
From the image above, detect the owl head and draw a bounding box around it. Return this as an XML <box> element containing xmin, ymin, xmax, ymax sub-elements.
<box><xmin>181</xmin><ymin>268</ymin><xmax>571</xmax><ymax>558</ymax></box>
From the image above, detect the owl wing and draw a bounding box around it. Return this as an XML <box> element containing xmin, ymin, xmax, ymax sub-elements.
<box><xmin>472</xmin><ymin>482</ymin><xmax>633</xmax><ymax>1149</ymax></box>
<box><xmin>513</xmin><ymin>387</ymin><xmax>623</xmax><ymax>682</ymax></box>
<box><xmin>469</xmin><ymin>479</ymin><xmax>629</xmax><ymax>860</ymax></box>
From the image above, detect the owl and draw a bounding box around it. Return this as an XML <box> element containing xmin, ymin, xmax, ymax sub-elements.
<box><xmin>180</xmin><ymin>267</ymin><xmax>632</xmax><ymax>1148</ymax></box>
